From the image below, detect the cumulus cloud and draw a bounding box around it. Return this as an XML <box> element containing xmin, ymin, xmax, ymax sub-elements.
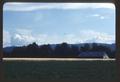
<box><xmin>3</xmin><ymin>28</ymin><xmax>115</xmax><ymax>47</ymax></box>
<box><xmin>11</xmin><ymin>33</ymin><xmax>35</xmax><ymax>46</ymax></box>
<box><xmin>3</xmin><ymin>30</ymin><xmax>11</xmax><ymax>47</ymax></box>
<box><xmin>10</xmin><ymin>29</ymin><xmax>35</xmax><ymax>46</ymax></box>
<box><xmin>79</xmin><ymin>30</ymin><xmax>115</xmax><ymax>43</ymax></box>
<box><xmin>4</xmin><ymin>3</ymin><xmax>115</xmax><ymax>11</ymax></box>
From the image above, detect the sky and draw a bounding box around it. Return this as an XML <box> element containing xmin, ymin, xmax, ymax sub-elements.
<box><xmin>3</xmin><ymin>3</ymin><xmax>115</xmax><ymax>47</ymax></box>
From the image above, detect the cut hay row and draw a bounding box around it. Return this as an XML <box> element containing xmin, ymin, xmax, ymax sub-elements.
<box><xmin>3</xmin><ymin>58</ymin><xmax>115</xmax><ymax>61</ymax></box>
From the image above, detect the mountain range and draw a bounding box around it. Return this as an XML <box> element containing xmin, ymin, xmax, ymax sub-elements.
<box><xmin>3</xmin><ymin>43</ymin><xmax>116</xmax><ymax>53</ymax></box>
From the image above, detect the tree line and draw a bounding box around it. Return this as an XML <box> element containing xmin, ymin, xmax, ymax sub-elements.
<box><xmin>4</xmin><ymin>42</ymin><xmax>115</xmax><ymax>58</ymax></box>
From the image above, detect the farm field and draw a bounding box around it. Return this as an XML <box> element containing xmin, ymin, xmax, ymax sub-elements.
<box><xmin>2</xmin><ymin>58</ymin><xmax>119</xmax><ymax>80</ymax></box>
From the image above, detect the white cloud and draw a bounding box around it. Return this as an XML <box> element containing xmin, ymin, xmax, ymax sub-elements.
<box><xmin>79</xmin><ymin>30</ymin><xmax>115</xmax><ymax>44</ymax></box>
<box><xmin>14</xmin><ymin>34</ymin><xmax>22</xmax><ymax>40</ymax></box>
<box><xmin>90</xmin><ymin>14</ymin><xmax>106</xmax><ymax>20</ymax></box>
<box><xmin>4</xmin><ymin>3</ymin><xmax>115</xmax><ymax>11</ymax></box>
<box><xmin>10</xmin><ymin>29</ymin><xmax>36</xmax><ymax>46</ymax></box>
<box><xmin>100</xmin><ymin>16</ymin><xmax>105</xmax><ymax>19</ymax></box>
<box><xmin>3</xmin><ymin>28</ymin><xmax>115</xmax><ymax>47</ymax></box>
<box><xmin>20</xmin><ymin>30</ymin><xmax>115</xmax><ymax>45</ymax></box>
<box><xmin>11</xmin><ymin>33</ymin><xmax>36</xmax><ymax>46</ymax></box>
<box><xmin>92</xmin><ymin>14</ymin><xmax>100</xmax><ymax>17</ymax></box>
<box><xmin>3</xmin><ymin>30</ymin><xmax>11</xmax><ymax>47</ymax></box>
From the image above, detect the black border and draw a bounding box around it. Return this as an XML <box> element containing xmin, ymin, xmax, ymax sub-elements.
<box><xmin>0</xmin><ymin>0</ymin><xmax>120</xmax><ymax>82</ymax></box>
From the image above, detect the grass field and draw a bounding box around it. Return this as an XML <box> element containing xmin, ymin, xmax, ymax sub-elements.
<box><xmin>3</xmin><ymin>59</ymin><xmax>119</xmax><ymax>80</ymax></box>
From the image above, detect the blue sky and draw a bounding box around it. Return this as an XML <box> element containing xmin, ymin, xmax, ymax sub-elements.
<box><xmin>3</xmin><ymin>3</ymin><xmax>115</xmax><ymax>47</ymax></box>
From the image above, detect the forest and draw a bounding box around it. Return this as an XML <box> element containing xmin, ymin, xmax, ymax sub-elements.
<box><xmin>3</xmin><ymin>42</ymin><xmax>115</xmax><ymax>58</ymax></box>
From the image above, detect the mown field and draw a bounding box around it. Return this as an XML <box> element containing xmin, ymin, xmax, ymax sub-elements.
<box><xmin>2</xmin><ymin>59</ymin><xmax>119</xmax><ymax>80</ymax></box>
